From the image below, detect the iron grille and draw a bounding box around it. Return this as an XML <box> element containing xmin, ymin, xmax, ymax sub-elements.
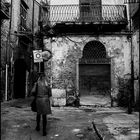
<box><xmin>124</xmin><ymin>0</ymin><xmax>140</xmax><ymax>3</ymax></box>
<box><xmin>83</xmin><ymin>41</ymin><xmax>106</xmax><ymax>59</ymax></box>
<box><xmin>42</xmin><ymin>4</ymin><xmax>127</xmax><ymax>26</ymax></box>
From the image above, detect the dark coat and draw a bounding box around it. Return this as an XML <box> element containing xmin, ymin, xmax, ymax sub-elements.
<box><xmin>35</xmin><ymin>80</ymin><xmax>52</xmax><ymax>115</ymax></box>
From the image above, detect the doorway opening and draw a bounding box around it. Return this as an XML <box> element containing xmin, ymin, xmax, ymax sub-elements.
<box><xmin>79</xmin><ymin>41</ymin><xmax>111</xmax><ymax>106</ymax></box>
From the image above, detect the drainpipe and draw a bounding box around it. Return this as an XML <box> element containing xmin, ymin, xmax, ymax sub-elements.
<box><xmin>128</xmin><ymin>3</ymin><xmax>134</xmax><ymax>114</ymax></box>
<box><xmin>31</xmin><ymin>0</ymin><xmax>35</xmax><ymax>72</ymax></box>
<box><xmin>76</xmin><ymin>59</ymin><xmax>80</xmax><ymax>107</ymax></box>
<box><xmin>128</xmin><ymin>30</ymin><xmax>134</xmax><ymax>114</ymax></box>
<box><xmin>29</xmin><ymin>0</ymin><xmax>35</xmax><ymax>91</ymax></box>
<box><xmin>38</xmin><ymin>3</ymin><xmax>45</xmax><ymax>73</ymax></box>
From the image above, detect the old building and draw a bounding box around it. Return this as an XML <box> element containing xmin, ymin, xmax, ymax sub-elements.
<box><xmin>40</xmin><ymin>0</ymin><xmax>139</xmax><ymax>108</ymax></box>
<box><xmin>124</xmin><ymin>0</ymin><xmax>139</xmax><ymax>110</ymax></box>
<box><xmin>1</xmin><ymin>0</ymin><xmax>11</xmax><ymax>101</ymax></box>
<box><xmin>1</xmin><ymin>0</ymin><xmax>139</xmax><ymax>111</ymax></box>
<box><xmin>12</xmin><ymin>0</ymin><xmax>41</xmax><ymax>99</ymax></box>
<box><xmin>1</xmin><ymin>0</ymin><xmax>42</xmax><ymax>100</ymax></box>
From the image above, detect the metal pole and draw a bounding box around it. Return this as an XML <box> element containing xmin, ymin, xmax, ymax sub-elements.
<box><xmin>39</xmin><ymin>62</ymin><xmax>41</xmax><ymax>73</ymax></box>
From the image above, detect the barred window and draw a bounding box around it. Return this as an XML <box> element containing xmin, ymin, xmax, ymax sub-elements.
<box><xmin>80</xmin><ymin>3</ymin><xmax>90</xmax><ymax>13</ymax></box>
<box><xmin>82</xmin><ymin>41</ymin><xmax>106</xmax><ymax>59</ymax></box>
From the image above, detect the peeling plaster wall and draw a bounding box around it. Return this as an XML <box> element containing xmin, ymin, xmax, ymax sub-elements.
<box><xmin>44</xmin><ymin>35</ymin><xmax>130</xmax><ymax>106</ymax></box>
<box><xmin>11</xmin><ymin>0</ymin><xmax>20</xmax><ymax>34</ymax></box>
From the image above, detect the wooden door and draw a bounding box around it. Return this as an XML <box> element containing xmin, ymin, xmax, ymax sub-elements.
<box><xmin>79</xmin><ymin>64</ymin><xmax>110</xmax><ymax>96</ymax></box>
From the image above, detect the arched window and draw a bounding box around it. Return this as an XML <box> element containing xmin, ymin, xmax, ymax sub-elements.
<box><xmin>82</xmin><ymin>41</ymin><xmax>106</xmax><ymax>59</ymax></box>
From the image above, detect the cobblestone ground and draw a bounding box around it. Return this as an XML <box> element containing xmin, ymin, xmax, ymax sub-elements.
<box><xmin>1</xmin><ymin>98</ymin><xmax>101</xmax><ymax>140</ymax></box>
<box><xmin>1</xmin><ymin>97</ymin><xmax>139</xmax><ymax>140</ymax></box>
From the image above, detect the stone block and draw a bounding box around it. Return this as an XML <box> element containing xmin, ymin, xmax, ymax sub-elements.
<box><xmin>52</xmin><ymin>97</ymin><xmax>66</xmax><ymax>106</ymax></box>
<box><xmin>52</xmin><ymin>88</ymin><xmax>66</xmax><ymax>98</ymax></box>
<box><xmin>51</xmin><ymin>88</ymin><xmax>66</xmax><ymax>106</ymax></box>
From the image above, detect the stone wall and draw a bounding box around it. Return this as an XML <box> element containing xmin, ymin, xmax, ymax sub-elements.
<box><xmin>44</xmin><ymin>35</ymin><xmax>131</xmax><ymax>106</ymax></box>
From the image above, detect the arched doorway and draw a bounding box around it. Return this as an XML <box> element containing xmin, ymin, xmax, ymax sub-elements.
<box><xmin>14</xmin><ymin>56</ymin><xmax>28</xmax><ymax>99</ymax></box>
<box><xmin>79</xmin><ymin>41</ymin><xmax>111</xmax><ymax>105</ymax></box>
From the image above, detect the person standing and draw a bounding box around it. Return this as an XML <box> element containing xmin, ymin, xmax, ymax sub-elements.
<box><xmin>33</xmin><ymin>73</ymin><xmax>52</xmax><ymax>136</ymax></box>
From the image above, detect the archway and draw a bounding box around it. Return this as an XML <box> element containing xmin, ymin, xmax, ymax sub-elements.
<box><xmin>14</xmin><ymin>56</ymin><xmax>27</xmax><ymax>99</ymax></box>
<box><xmin>79</xmin><ymin>41</ymin><xmax>111</xmax><ymax>105</ymax></box>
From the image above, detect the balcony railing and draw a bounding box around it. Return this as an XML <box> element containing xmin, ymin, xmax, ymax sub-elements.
<box><xmin>124</xmin><ymin>0</ymin><xmax>140</xmax><ymax>3</ymax></box>
<box><xmin>1</xmin><ymin>0</ymin><xmax>10</xmax><ymax>19</ymax></box>
<box><xmin>43</xmin><ymin>4</ymin><xmax>127</xmax><ymax>26</ymax></box>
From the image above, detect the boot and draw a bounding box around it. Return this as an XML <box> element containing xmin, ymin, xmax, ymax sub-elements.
<box><xmin>42</xmin><ymin>115</ymin><xmax>47</xmax><ymax>136</ymax></box>
<box><xmin>36</xmin><ymin>114</ymin><xmax>40</xmax><ymax>131</ymax></box>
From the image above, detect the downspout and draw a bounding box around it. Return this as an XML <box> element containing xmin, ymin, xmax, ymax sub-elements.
<box><xmin>29</xmin><ymin>0</ymin><xmax>35</xmax><ymax>91</ymax></box>
<box><xmin>31</xmin><ymin>0</ymin><xmax>35</xmax><ymax>72</ymax></box>
<box><xmin>128</xmin><ymin>2</ymin><xmax>134</xmax><ymax>114</ymax></box>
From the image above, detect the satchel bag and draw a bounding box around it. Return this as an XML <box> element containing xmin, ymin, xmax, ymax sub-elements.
<box><xmin>31</xmin><ymin>82</ymin><xmax>37</xmax><ymax>96</ymax></box>
<box><xmin>31</xmin><ymin>98</ymin><xmax>37</xmax><ymax>112</ymax></box>
<box><xmin>30</xmin><ymin>83</ymin><xmax>38</xmax><ymax>112</ymax></box>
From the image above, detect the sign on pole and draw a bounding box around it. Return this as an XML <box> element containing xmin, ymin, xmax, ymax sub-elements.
<box><xmin>33</xmin><ymin>50</ymin><xmax>43</xmax><ymax>63</ymax></box>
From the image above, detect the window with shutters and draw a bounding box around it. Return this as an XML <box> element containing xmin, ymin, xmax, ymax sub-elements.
<box><xmin>19</xmin><ymin>0</ymin><xmax>28</xmax><ymax>31</ymax></box>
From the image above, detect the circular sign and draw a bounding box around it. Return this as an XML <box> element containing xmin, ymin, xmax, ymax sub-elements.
<box><xmin>33</xmin><ymin>50</ymin><xmax>43</xmax><ymax>63</ymax></box>
<box><xmin>36</xmin><ymin>53</ymin><xmax>41</xmax><ymax>58</ymax></box>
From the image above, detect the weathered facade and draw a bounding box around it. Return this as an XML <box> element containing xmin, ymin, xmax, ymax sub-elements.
<box><xmin>1</xmin><ymin>0</ymin><xmax>42</xmax><ymax>100</ymax></box>
<box><xmin>44</xmin><ymin>35</ymin><xmax>131</xmax><ymax>106</ymax></box>
<box><xmin>127</xmin><ymin>0</ymin><xmax>139</xmax><ymax>110</ymax></box>
<box><xmin>0</xmin><ymin>0</ymin><xmax>11</xmax><ymax>100</ymax></box>
<box><xmin>1</xmin><ymin>0</ymin><xmax>139</xmax><ymax>110</ymax></box>
<box><xmin>41</xmin><ymin>0</ymin><xmax>136</xmax><ymax>106</ymax></box>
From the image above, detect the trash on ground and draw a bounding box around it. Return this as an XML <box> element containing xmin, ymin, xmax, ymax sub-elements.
<box><xmin>72</xmin><ymin>128</ymin><xmax>81</xmax><ymax>133</ymax></box>
<box><xmin>75</xmin><ymin>133</ymin><xmax>84</xmax><ymax>138</ymax></box>
<box><xmin>12</xmin><ymin>125</ymin><xmax>20</xmax><ymax>128</ymax></box>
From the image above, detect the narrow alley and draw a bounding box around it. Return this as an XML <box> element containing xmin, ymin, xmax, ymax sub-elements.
<box><xmin>1</xmin><ymin>0</ymin><xmax>139</xmax><ymax>140</ymax></box>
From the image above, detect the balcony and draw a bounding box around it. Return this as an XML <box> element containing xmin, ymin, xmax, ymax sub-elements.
<box><xmin>42</xmin><ymin>4</ymin><xmax>128</xmax><ymax>35</ymax></box>
<box><xmin>43</xmin><ymin>4</ymin><xmax>127</xmax><ymax>26</ymax></box>
<box><xmin>1</xmin><ymin>0</ymin><xmax>10</xmax><ymax>19</ymax></box>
